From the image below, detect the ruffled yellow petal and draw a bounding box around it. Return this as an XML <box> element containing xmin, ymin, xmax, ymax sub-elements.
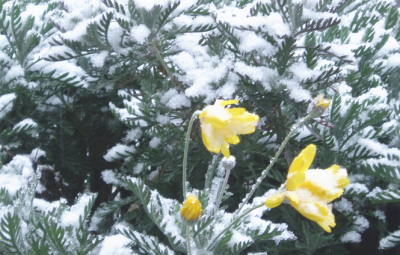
<box><xmin>225</xmin><ymin>135</ymin><xmax>240</xmax><ymax>144</ymax></box>
<box><xmin>201</xmin><ymin>124</ymin><xmax>222</xmax><ymax>154</ymax></box>
<box><xmin>302</xmin><ymin>181</ymin><xmax>344</xmax><ymax>202</ymax></box>
<box><xmin>221</xmin><ymin>142</ymin><xmax>230</xmax><ymax>157</ymax></box>
<box><xmin>265</xmin><ymin>192</ymin><xmax>285</xmax><ymax>208</ymax></box>
<box><xmin>219</xmin><ymin>99</ymin><xmax>239</xmax><ymax>106</ymax></box>
<box><xmin>267</xmin><ymin>144</ymin><xmax>348</xmax><ymax>233</ymax></box>
<box><xmin>198</xmin><ymin>99</ymin><xmax>259</xmax><ymax>157</ymax></box>
<box><xmin>287</xmin><ymin>144</ymin><xmax>316</xmax><ymax>190</ymax></box>
<box><xmin>229</xmin><ymin>109</ymin><xmax>260</xmax><ymax>135</ymax></box>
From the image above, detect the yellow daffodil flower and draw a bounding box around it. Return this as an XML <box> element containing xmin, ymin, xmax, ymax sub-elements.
<box><xmin>199</xmin><ymin>99</ymin><xmax>259</xmax><ymax>157</ymax></box>
<box><xmin>265</xmin><ymin>144</ymin><xmax>350</xmax><ymax>232</ymax></box>
<box><xmin>180</xmin><ymin>194</ymin><xmax>203</xmax><ymax>221</ymax></box>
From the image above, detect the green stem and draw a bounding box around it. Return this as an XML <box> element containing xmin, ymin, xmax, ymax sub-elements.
<box><xmin>207</xmin><ymin>204</ymin><xmax>263</xmax><ymax>251</ymax></box>
<box><xmin>235</xmin><ymin>112</ymin><xmax>315</xmax><ymax>216</ymax></box>
<box><xmin>182</xmin><ymin>112</ymin><xmax>199</xmax><ymax>199</ymax></box>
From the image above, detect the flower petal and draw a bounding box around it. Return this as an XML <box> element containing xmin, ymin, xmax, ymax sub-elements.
<box><xmin>265</xmin><ymin>192</ymin><xmax>286</xmax><ymax>208</ymax></box>
<box><xmin>198</xmin><ymin>99</ymin><xmax>259</xmax><ymax>157</ymax></box>
<box><xmin>229</xmin><ymin>109</ymin><xmax>259</xmax><ymax>134</ymax></box>
<box><xmin>326</xmin><ymin>165</ymin><xmax>350</xmax><ymax>188</ymax></box>
<box><xmin>286</xmin><ymin>144</ymin><xmax>316</xmax><ymax>190</ymax></box>
<box><xmin>219</xmin><ymin>99</ymin><xmax>239</xmax><ymax>106</ymax></box>
<box><xmin>225</xmin><ymin>135</ymin><xmax>240</xmax><ymax>144</ymax></box>
<box><xmin>221</xmin><ymin>142</ymin><xmax>230</xmax><ymax>157</ymax></box>
<box><xmin>201</xmin><ymin>123</ymin><xmax>222</xmax><ymax>154</ymax></box>
<box><xmin>180</xmin><ymin>194</ymin><xmax>203</xmax><ymax>221</ymax></box>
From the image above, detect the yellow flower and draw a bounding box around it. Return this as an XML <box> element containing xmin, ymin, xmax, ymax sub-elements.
<box><xmin>199</xmin><ymin>99</ymin><xmax>259</xmax><ymax>157</ymax></box>
<box><xmin>314</xmin><ymin>95</ymin><xmax>331</xmax><ymax>110</ymax></box>
<box><xmin>265</xmin><ymin>144</ymin><xmax>350</xmax><ymax>232</ymax></box>
<box><xmin>180</xmin><ymin>194</ymin><xmax>203</xmax><ymax>221</ymax></box>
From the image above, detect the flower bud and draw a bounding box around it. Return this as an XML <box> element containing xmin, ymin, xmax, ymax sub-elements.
<box><xmin>180</xmin><ymin>194</ymin><xmax>202</xmax><ymax>221</ymax></box>
<box><xmin>314</xmin><ymin>94</ymin><xmax>331</xmax><ymax>110</ymax></box>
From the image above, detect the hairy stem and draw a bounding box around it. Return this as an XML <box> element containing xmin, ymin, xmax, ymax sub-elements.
<box><xmin>182</xmin><ymin>111</ymin><xmax>199</xmax><ymax>199</ymax></box>
<box><xmin>185</xmin><ymin>225</ymin><xmax>192</xmax><ymax>255</ymax></box>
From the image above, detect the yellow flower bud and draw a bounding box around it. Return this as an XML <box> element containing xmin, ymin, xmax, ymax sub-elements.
<box><xmin>314</xmin><ymin>95</ymin><xmax>331</xmax><ymax>110</ymax></box>
<box><xmin>180</xmin><ymin>194</ymin><xmax>202</xmax><ymax>221</ymax></box>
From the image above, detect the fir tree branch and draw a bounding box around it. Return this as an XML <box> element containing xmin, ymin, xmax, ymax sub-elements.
<box><xmin>206</xmin><ymin>204</ymin><xmax>264</xmax><ymax>251</ymax></box>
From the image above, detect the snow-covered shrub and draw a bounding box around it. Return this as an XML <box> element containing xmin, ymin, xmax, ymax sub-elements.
<box><xmin>0</xmin><ymin>0</ymin><xmax>398</xmax><ymax>254</ymax></box>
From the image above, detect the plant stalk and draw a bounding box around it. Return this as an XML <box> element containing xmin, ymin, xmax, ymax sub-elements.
<box><xmin>234</xmin><ymin>112</ymin><xmax>315</xmax><ymax>215</ymax></box>
<box><xmin>182</xmin><ymin>111</ymin><xmax>199</xmax><ymax>199</ymax></box>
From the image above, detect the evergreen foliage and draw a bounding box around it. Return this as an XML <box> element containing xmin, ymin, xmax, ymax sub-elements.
<box><xmin>0</xmin><ymin>0</ymin><xmax>399</xmax><ymax>254</ymax></box>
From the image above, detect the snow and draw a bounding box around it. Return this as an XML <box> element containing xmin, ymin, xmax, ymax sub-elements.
<box><xmin>149</xmin><ymin>137</ymin><xmax>161</xmax><ymax>148</ymax></box>
<box><xmin>130</xmin><ymin>24</ymin><xmax>151</xmax><ymax>44</ymax></box>
<box><xmin>0</xmin><ymin>93</ymin><xmax>16</xmax><ymax>119</ymax></box>
<box><xmin>133</xmin><ymin>163</ymin><xmax>145</xmax><ymax>174</ymax></box>
<box><xmin>133</xmin><ymin>0</ymin><xmax>171</xmax><ymax>10</ymax></box>
<box><xmin>346</xmin><ymin>183</ymin><xmax>369</xmax><ymax>194</ymax></box>
<box><xmin>103</xmin><ymin>144</ymin><xmax>135</xmax><ymax>162</ymax></box>
<box><xmin>31</xmin><ymin>60</ymin><xmax>89</xmax><ymax>87</ymax></box>
<box><xmin>0</xmin><ymin>155</ymin><xmax>34</xmax><ymax>195</ymax></box>
<box><xmin>354</xmin><ymin>216</ymin><xmax>369</xmax><ymax>232</ymax></box>
<box><xmin>124</xmin><ymin>128</ymin><xmax>143</xmax><ymax>142</ymax></box>
<box><xmin>289</xmin><ymin>62</ymin><xmax>320</xmax><ymax>82</ymax></box>
<box><xmin>367</xmin><ymin>187</ymin><xmax>400</xmax><ymax>202</ymax></box>
<box><xmin>160</xmin><ymin>89</ymin><xmax>191</xmax><ymax>109</ymax></box>
<box><xmin>60</xmin><ymin>193</ymin><xmax>94</xmax><ymax>227</ymax></box>
<box><xmin>234</xmin><ymin>62</ymin><xmax>276</xmax><ymax>87</ymax></box>
<box><xmin>148</xmin><ymin>190</ymin><xmax>185</xmax><ymax>243</ymax></box>
<box><xmin>283</xmin><ymin>80</ymin><xmax>312</xmax><ymax>102</ymax></box>
<box><xmin>98</xmin><ymin>234</ymin><xmax>133</xmax><ymax>255</ymax></box>
<box><xmin>221</xmin><ymin>156</ymin><xmax>236</xmax><ymax>171</ymax></box>
<box><xmin>305</xmin><ymin>167</ymin><xmax>348</xmax><ymax>195</ymax></box>
<box><xmin>33</xmin><ymin>198</ymin><xmax>63</xmax><ymax>213</ymax></box>
<box><xmin>102</xmin><ymin>169</ymin><xmax>121</xmax><ymax>185</ymax></box>
<box><xmin>12</xmin><ymin>118</ymin><xmax>38</xmax><ymax>132</ymax></box>
<box><xmin>228</xmin><ymin>230</ymin><xmax>252</xmax><ymax>248</ymax></box>
<box><xmin>0</xmin><ymin>0</ymin><xmax>398</xmax><ymax>253</ymax></box>
<box><xmin>341</xmin><ymin>231</ymin><xmax>361</xmax><ymax>243</ymax></box>
<box><xmin>4</xmin><ymin>65</ymin><xmax>24</xmax><ymax>82</ymax></box>
<box><xmin>386</xmin><ymin>53</ymin><xmax>400</xmax><ymax>68</ymax></box>
<box><xmin>155</xmin><ymin>114</ymin><xmax>171</xmax><ymax>126</ymax></box>
<box><xmin>373</xmin><ymin>210</ymin><xmax>386</xmax><ymax>221</ymax></box>
<box><xmin>216</xmin><ymin>8</ymin><xmax>290</xmax><ymax>37</ymax></box>
<box><xmin>30</xmin><ymin>148</ymin><xmax>46</xmax><ymax>162</ymax></box>
<box><xmin>238</xmin><ymin>31</ymin><xmax>275</xmax><ymax>55</ymax></box>
<box><xmin>302</xmin><ymin>8</ymin><xmax>338</xmax><ymax>20</ymax></box>
<box><xmin>334</xmin><ymin>198</ymin><xmax>353</xmax><ymax>214</ymax></box>
<box><xmin>379</xmin><ymin>229</ymin><xmax>400</xmax><ymax>249</ymax></box>
<box><xmin>62</xmin><ymin>20</ymin><xmax>91</xmax><ymax>41</ymax></box>
<box><xmin>90</xmin><ymin>51</ymin><xmax>109</xmax><ymax>68</ymax></box>
<box><xmin>216</xmin><ymin>74</ymin><xmax>238</xmax><ymax>99</ymax></box>
<box><xmin>108</xmin><ymin>21</ymin><xmax>125</xmax><ymax>50</ymax></box>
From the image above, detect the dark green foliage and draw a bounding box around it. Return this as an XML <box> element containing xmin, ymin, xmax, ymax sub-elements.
<box><xmin>0</xmin><ymin>0</ymin><xmax>399</xmax><ymax>254</ymax></box>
